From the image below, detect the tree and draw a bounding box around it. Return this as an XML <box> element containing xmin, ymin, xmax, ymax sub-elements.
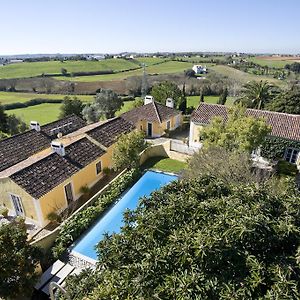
<box><xmin>112</xmin><ymin>130</ymin><xmax>146</xmax><ymax>170</ymax></box>
<box><xmin>217</xmin><ymin>87</ymin><xmax>228</xmax><ymax>105</ymax></box>
<box><xmin>199</xmin><ymin>90</ymin><xmax>204</xmax><ymax>102</ymax></box>
<box><xmin>151</xmin><ymin>81</ymin><xmax>183</xmax><ymax>108</ymax></box>
<box><xmin>0</xmin><ymin>223</ymin><xmax>41</xmax><ymax>298</ymax></box>
<box><xmin>184</xmin><ymin>146</ymin><xmax>260</xmax><ymax>185</ymax></box>
<box><xmin>6</xmin><ymin>114</ymin><xmax>27</xmax><ymax>135</ymax></box>
<box><xmin>178</xmin><ymin>83</ymin><xmax>187</xmax><ymax>113</ymax></box>
<box><xmin>59</xmin><ymin>96</ymin><xmax>84</xmax><ymax>118</ymax></box>
<box><xmin>0</xmin><ymin>104</ymin><xmax>8</xmax><ymax>133</ymax></box>
<box><xmin>82</xmin><ymin>89</ymin><xmax>123</xmax><ymax>122</ymax></box>
<box><xmin>62</xmin><ymin>175</ymin><xmax>300</xmax><ymax>299</ymax></box>
<box><xmin>201</xmin><ymin>104</ymin><xmax>271</xmax><ymax>152</ymax></box>
<box><xmin>184</xmin><ymin>69</ymin><xmax>196</xmax><ymax>78</ymax></box>
<box><xmin>266</xmin><ymin>86</ymin><xmax>300</xmax><ymax>114</ymax></box>
<box><xmin>61</xmin><ymin>68</ymin><xmax>68</xmax><ymax>76</ymax></box>
<box><xmin>237</xmin><ymin>80</ymin><xmax>277</xmax><ymax>109</ymax></box>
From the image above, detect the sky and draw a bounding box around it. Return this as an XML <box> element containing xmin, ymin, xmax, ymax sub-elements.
<box><xmin>0</xmin><ymin>0</ymin><xmax>299</xmax><ymax>55</ymax></box>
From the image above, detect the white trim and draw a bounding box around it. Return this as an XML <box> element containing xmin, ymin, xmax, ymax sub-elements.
<box><xmin>33</xmin><ymin>198</ymin><xmax>44</xmax><ymax>227</ymax></box>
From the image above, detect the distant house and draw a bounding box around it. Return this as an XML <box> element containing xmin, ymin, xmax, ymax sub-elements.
<box><xmin>189</xmin><ymin>103</ymin><xmax>300</xmax><ymax>167</ymax></box>
<box><xmin>121</xmin><ymin>96</ymin><xmax>183</xmax><ymax>138</ymax></box>
<box><xmin>8</xmin><ymin>59</ymin><xmax>23</xmax><ymax>64</ymax></box>
<box><xmin>192</xmin><ymin>65</ymin><xmax>207</xmax><ymax>74</ymax></box>
<box><xmin>0</xmin><ymin>115</ymin><xmax>134</xmax><ymax>227</ymax></box>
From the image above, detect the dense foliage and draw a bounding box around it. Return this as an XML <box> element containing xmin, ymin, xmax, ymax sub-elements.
<box><xmin>201</xmin><ymin>104</ymin><xmax>271</xmax><ymax>152</ymax></box>
<box><xmin>82</xmin><ymin>89</ymin><xmax>123</xmax><ymax>122</ymax></box>
<box><xmin>59</xmin><ymin>96</ymin><xmax>84</xmax><ymax>118</ymax></box>
<box><xmin>0</xmin><ymin>223</ymin><xmax>41</xmax><ymax>298</ymax></box>
<box><xmin>52</xmin><ymin>168</ymin><xmax>141</xmax><ymax>259</ymax></box>
<box><xmin>112</xmin><ymin>130</ymin><xmax>146</xmax><ymax>170</ymax></box>
<box><xmin>236</xmin><ymin>80</ymin><xmax>277</xmax><ymax>109</ymax></box>
<box><xmin>151</xmin><ymin>81</ymin><xmax>185</xmax><ymax>108</ymax></box>
<box><xmin>62</xmin><ymin>176</ymin><xmax>300</xmax><ymax>299</ymax></box>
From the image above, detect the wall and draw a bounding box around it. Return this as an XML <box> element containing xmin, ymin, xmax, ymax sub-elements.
<box><xmin>38</xmin><ymin>148</ymin><xmax>113</xmax><ymax>226</ymax></box>
<box><xmin>0</xmin><ymin>177</ymin><xmax>39</xmax><ymax>224</ymax></box>
<box><xmin>189</xmin><ymin>121</ymin><xmax>203</xmax><ymax>148</ymax></box>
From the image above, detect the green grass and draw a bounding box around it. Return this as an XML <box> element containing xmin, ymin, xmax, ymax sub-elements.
<box><xmin>187</xmin><ymin>95</ymin><xmax>235</xmax><ymax>108</ymax></box>
<box><xmin>0</xmin><ymin>59</ymin><xmax>140</xmax><ymax>79</ymax></box>
<box><xmin>247</xmin><ymin>57</ymin><xmax>297</xmax><ymax>68</ymax></box>
<box><xmin>142</xmin><ymin>156</ymin><xmax>187</xmax><ymax>173</ymax></box>
<box><xmin>210</xmin><ymin>65</ymin><xmax>286</xmax><ymax>87</ymax></box>
<box><xmin>54</xmin><ymin>61</ymin><xmax>194</xmax><ymax>82</ymax></box>
<box><xmin>116</xmin><ymin>101</ymin><xmax>135</xmax><ymax>116</ymax></box>
<box><xmin>135</xmin><ymin>57</ymin><xmax>168</xmax><ymax>65</ymax></box>
<box><xmin>0</xmin><ymin>91</ymin><xmax>93</xmax><ymax>105</ymax></box>
<box><xmin>7</xmin><ymin>103</ymin><xmax>62</xmax><ymax>125</ymax></box>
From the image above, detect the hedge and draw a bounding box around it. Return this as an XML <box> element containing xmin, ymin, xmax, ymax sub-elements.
<box><xmin>3</xmin><ymin>98</ymin><xmax>63</xmax><ymax>110</ymax></box>
<box><xmin>261</xmin><ymin>136</ymin><xmax>300</xmax><ymax>160</ymax></box>
<box><xmin>52</xmin><ymin>168</ymin><xmax>141</xmax><ymax>259</ymax></box>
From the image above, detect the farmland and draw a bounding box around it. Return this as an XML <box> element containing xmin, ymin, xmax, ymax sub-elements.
<box><xmin>0</xmin><ymin>58</ymin><xmax>140</xmax><ymax>79</ymax></box>
<box><xmin>247</xmin><ymin>56</ymin><xmax>300</xmax><ymax>68</ymax></box>
<box><xmin>0</xmin><ymin>91</ymin><xmax>93</xmax><ymax>105</ymax></box>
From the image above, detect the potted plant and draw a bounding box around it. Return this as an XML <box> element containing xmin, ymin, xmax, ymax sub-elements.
<box><xmin>0</xmin><ymin>207</ymin><xmax>9</xmax><ymax>218</ymax></box>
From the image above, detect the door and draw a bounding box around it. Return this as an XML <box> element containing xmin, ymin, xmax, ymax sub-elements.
<box><xmin>147</xmin><ymin>122</ymin><xmax>153</xmax><ymax>137</ymax></box>
<box><xmin>64</xmin><ymin>182</ymin><xmax>74</xmax><ymax>204</ymax></box>
<box><xmin>10</xmin><ymin>194</ymin><xmax>24</xmax><ymax>216</ymax></box>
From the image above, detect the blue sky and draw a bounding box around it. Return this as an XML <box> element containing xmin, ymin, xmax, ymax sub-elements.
<box><xmin>1</xmin><ymin>0</ymin><xmax>299</xmax><ymax>55</ymax></box>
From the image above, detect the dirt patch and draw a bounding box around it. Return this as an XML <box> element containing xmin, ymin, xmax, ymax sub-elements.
<box><xmin>259</xmin><ymin>55</ymin><xmax>300</xmax><ymax>62</ymax></box>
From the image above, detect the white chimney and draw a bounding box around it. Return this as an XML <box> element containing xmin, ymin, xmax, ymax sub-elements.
<box><xmin>144</xmin><ymin>95</ymin><xmax>154</xmax><ymax>105</ymax></box>
<box><xmin>30</xmin><ymin>121</ymin><xmax>41</xmax><ymax>132</ymax></box>
<box><xmin>166</xmin><ymin>98</ymin><xmax>174</xmax><ymax>108</ymax></box>
<box><xmin>51</xmin><ymin>141</ymin><xmax>65</xmax><ymax>156</ymax></box>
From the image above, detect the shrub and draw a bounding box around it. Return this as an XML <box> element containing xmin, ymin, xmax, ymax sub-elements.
<box><xmin>47</xmin><ymin>212</ymin><xmax>62</xmax><ymax>224</ymax></box>
<box><xmin>276</xmin><ymin>160</ymin><xmax>298</xmax><ymax>176</ymax></box>
<box><xmin>0</xmin><ymin>207</ymin><xmax>8</xmax><ymax>218</ymax></box>
<box><xmin>52</xmin><ymin>168</ymin><xmax>141</xmax><ymax>259</ymax></box>
<box><xmin>80</xmin><ymin>185</ymin><xmax>90</xmax><ymax>195</ymax></box>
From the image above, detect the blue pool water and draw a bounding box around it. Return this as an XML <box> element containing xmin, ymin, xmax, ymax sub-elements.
<box><xmin>72</xmin><ymin>170</ymin><xmax>178</xmax><ymax>261</ymax></box>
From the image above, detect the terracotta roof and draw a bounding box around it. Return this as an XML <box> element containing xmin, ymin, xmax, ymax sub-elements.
<box><xmin>10</xmin><ymin>138</ymin><xmax>105</xmax><ymax>199</ymax></box>
<box><xmin>191</xmin><ymin>103</ymin><xmax>300</xmax><ymax>142</ymax></box>
<box><xmin>0</xmin><ymin>114</ymin><xmax>86</xmax><ymax>173</ymax></box>
<box><xmin>121</xmin><ymin>101</ymin><xmax>181</xmax><ymax>124</ymax></box>
<box><xmin>87</xmin><ymin>117</ymin><xmax>134</xmax><ymax>148</ymax></box>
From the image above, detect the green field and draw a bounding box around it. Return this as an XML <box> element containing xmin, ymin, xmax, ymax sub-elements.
<box><xmin>136</xmin><ymin>57</ymin><xmax>168</xmax><ymax>65</ymax></box>
<box><xmin>54</xmin><ymin>61</ymin><xmax>194</xmax><ymax>82</ymax></box>
<box><xmin>247</xmin><ymin>57</ymin><xmax>298</xmax><ymax>68</ymax></box>
<box><xmin>0</xmin><ymin>58</ymin><xmax>140</xmax><ymax>79</ymax></box>
<box><xmin>0</xmin><ymin>91</ymin><xmax>93</xmax><ymax>105</ymax></box>
<box><xmin>141</xmin><ymin>157</ymin><xmax>187</xmax><ymax>173</ymax></box>
<box><xmin>210</xmin><ymin>65</ymin><xmax>285</xmax><ymax>87</ymax></box>
<box><xmin>187</xmin><ymin>95</ymin><xmax>235</xmax><ymax>108</ymax></box>
<box><xmin>7</xmin><ymin>103</ymin><xmax>62</xmax><ymax>125</ymax></box>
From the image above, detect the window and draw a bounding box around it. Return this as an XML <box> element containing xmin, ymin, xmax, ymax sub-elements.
<box><xmin>284</xmin><ymin>148</ymin><xmax>300</xmax><ymax>164</ymax></box>
<box><xmin>140</xmin><ymin>125</ymin><xmax>143</xmax><ymax>130</ymax></box>
<box><xmin>64</xmin><ymin>182</ymin><xmax>74</xmax><ymax>203</ymax></box>
<box><xmin>10</xmin><ymin>194</ymin><xmax>24</xmax><ymax>216</ymax></box>
<box><xmin>96</xmin><ymin>161</ymin><xmax>102</xmax><ymax>175</ymax></box>
<box><xmin>166</xmin><ymin>120</ymin><xmax>171</xmax><ymax>130</ymax></box>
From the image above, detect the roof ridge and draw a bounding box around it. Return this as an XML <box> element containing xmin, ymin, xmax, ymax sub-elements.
<box><xmin>152</xmin><ymin>101</ymin><xmax>162</xmax><ymax>123</ymax></box>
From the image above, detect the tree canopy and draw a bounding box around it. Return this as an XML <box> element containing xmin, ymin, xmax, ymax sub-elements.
<box><xmin>201</xmin><ymin>104</ymin><xmax>271</xmax><ymax>152</ymax></box>
<box><xmin>62</xmin><ymin>176</ymin><xmax>300</xmax><ymax>299</ymax></box>
<box><xmin>112</xmin><ymin>130</ymin><xmax>146</xmax><ymax>170</ymax></box>
<box><xmin>236</xmin><ymin>80</ymin><xmax>277</xmax><ymax>109</ymax></box>
<box><xmin>0</xmin><ymin>223</ymin><xmax>41</xmax><ymax>298</ymax></box>
<box><xmin>151</xmin><ymin>81</ymin><xmax>184</xmax><ymax>108</ymax></box>
<box><xmin>82</xmin><ymin>89</ymin><xmax>123</xmax><ymax>122</ymax></box>
<box><xmin>59</xmin><ymin>96</ymin><xmax>84</xmax><ymax>118</ymax></box>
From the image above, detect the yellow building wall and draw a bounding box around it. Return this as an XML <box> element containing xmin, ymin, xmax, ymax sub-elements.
<box><xmin>192</xmin><ymin>124</ymin><xmax>204</xmax><ymax>144</ymax></box>
<box><xmin>0</xmin><ymin>177</ymin><xmax>39</xmax><ymax>223</ymax></box>
<box><xmin>38</xmin><ymin>150</ymin><xmax>112</xmax><ymax>225</ymax></box>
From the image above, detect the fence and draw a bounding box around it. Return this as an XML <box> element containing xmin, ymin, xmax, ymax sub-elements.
<box><xmin>170</xmin><ymin>139</ymin><xmax>198</xmax><ymax>156</ymax></box>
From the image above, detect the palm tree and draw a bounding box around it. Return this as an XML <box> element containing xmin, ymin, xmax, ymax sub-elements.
<box><xmin>236</xmin><ymin>80</ymin><xmax>276</xmax><ymax>110</ymax></box>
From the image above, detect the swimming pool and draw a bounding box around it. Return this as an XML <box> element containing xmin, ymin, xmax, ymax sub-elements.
<box><xmin>71</xmin><ymin>170</ymin><xmax>178</xmax><ymax>262</ymax></box>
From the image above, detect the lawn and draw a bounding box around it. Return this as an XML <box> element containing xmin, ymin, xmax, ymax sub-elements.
<box><xmin>0</xmin><ymin>91</ymin><xmax>93</xmax><ymax>105</ymax></box>
<box><xmin>54</xmin><ymin>61</ymin><xmax>194</xmax><ymax>82</ymax></box>
<box><xmin>7</xmin><ymin>103</ymin><xmax>62</xmax><ymax>125</ymax></box>
<box><xmin>187</xmin><ymin>95</ymin><xmax>235</xmax><ymax>108</ymax></box>
<box><xmin>0</xmin><ymin>58</ymin><xmax>140</xmax><ymax>79</ymax></box>
<box><xmin>142</xmin><ymin>156</ymin><xmax>187</xmax><ymax>173</ymax></box>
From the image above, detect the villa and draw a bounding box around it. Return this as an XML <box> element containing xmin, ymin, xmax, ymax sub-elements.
<box><xmin>189</xmin><ymin>102</ymin><xmax>300</xmax><ymax>166</ymax></box>
<box><xmin>121</xmin><ymin>96</ymin><xmax>183</xmax><ymax>137</ymax></box>
<box><xmin>0</xmin><ymin>115</ymin><xmax>134</xmax><ymax>227</ymax></box>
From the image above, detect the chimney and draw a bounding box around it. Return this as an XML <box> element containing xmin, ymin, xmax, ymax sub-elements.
<box><xmin>30</xmin><ymin>121</ymin><xmax>41</xmax><ymax>132</ymax></box>
<box><xmin>144</xmin><ymin>95</ymin><xmax>154</xmax><ymax>105</ymax></box>
<box><xmin>166</xmin><ymin>98</ymin><xmax>174</xmax><ymax>108</ymax></box>
<box><xmin>51</xmin><ymin>141</ymin><xmax>65</xmax><ymax>156</ymax></box>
